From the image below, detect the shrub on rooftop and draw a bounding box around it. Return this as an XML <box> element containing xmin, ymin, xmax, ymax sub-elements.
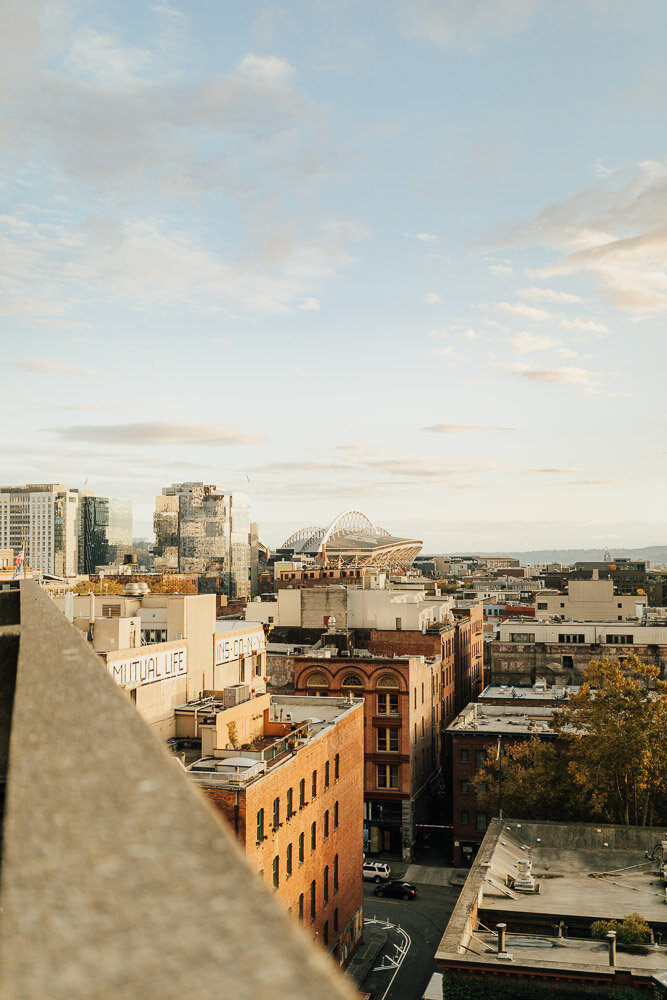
<box><xmin>590</xmin><ymin>912</ymin><xmax>651</xmax><ymax>944</ymax></box>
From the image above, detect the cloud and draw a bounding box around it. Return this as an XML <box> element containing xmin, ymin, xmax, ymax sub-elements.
<box><xmin>237</xmin><ymin>54</ymin><xmax>296</xmax><ymax>84</ymax></box>
<box><xmin>518</xmin><ymin>286</ymin><xmax>584</xmax><ymax>304</ymax></box>
<box><xmin>14</xmin><ymin>358</ymin><xmax>102</xmax><ymax>377</ymax></box>
<box><xmin>401</xmin><ymin>0</ymin><xmax>541</xmax><ymax>49</ymax></box>
<box><xmin>431</xmin><ymin>345</ymin><xmax>464</xmax><ymax>360</ymax></box>
<box><xmin>414</xmin><ymin>232</ymin><xmax>440</xmax><ymax>242</ymax></box>
<box><xmin>298</xmin><ymin>297</ymin><xmax>320</xmax><ymax>311</ymax></box>
<box><xmin>506</xmin><ymin>363</ymin><xmax>616</xmax><ymax>393</ymax></box>
<box><xmin>425</xmin><ymin>292</ymin><xmax>441</xmax><ymax>303</ymax></box>
<box><xmin>489</xmin><ymin>263</ymin><xmax>513</xmax><ymax>275</ymax></box>
<box><xmin>560</xmin><ymin>316</ymin><xmax>609</xmax><ymax>334</ymax></box>
<box><xmin>507</xmin><ymin>331</ymin><xmax>559</xmax><ymax>353</ymax></box>
<box><xmin>492</xmin><ymin>301</ymin><xmax>555</xmax><ymax>322</ymax></box>
<box><xmin>52</xmin><ymin>421</ymin><xmax>265</xmax><ymax>446</ymax></box>
<box><xmin>523</xmin><ymin>467</ymin><xmax>581</xmax><ymax>475</ymax></box>
<box><xmin>423</xmin><ymin>423</ymin><xmax>514</xmax><ymax>434</ymax></box>
<box><xmin>494</xmin><ymin>160</ymin><xmax>667</xmax><ymax>313</ymax></box>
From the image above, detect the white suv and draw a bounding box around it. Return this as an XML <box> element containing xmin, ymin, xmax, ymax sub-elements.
<box><xmin>363</xmin><ymin>861</ymin><xmax>391</xmax><ymax>882</ymax></box>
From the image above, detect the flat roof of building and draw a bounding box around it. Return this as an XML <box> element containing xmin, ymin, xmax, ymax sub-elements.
<box><xmin>479</xmin><ymin>683</ymin><xmax>578</xmax><ymax>701</ymax></box>
<box><xmin>437</xmin><ymin>818</ymin><xmax>667</xmax><ymax>978</ymax></box>
<box><xmin>447</xmin><ymin>703</ymin><xmax>559</xmax><ymax>736</ymax></box>
<box><xmin>215</xmin><ymin>619</ymin><xmax>264</xmax><ymax>632</ymax></box>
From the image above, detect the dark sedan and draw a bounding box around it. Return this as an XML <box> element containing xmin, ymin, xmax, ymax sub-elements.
<box><xmin>373</xmin><ymin>880</ymin><xmax>417</xmax><ymax>900</ymax></box>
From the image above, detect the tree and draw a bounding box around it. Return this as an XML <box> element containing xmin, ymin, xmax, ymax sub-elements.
<box><xmin>591</xmin><ymin>912</ymin><xmax>651</xmax><ymax>944</ymax></box>
<box><xmin>472</xmin><ymin>737</ymin><xmax>586</xmax><ymax>822</ymax></box>
<box><xmin>552</xmin><ymin>655</ymin><xmax>667</xmax><ymax>826</ymax></box>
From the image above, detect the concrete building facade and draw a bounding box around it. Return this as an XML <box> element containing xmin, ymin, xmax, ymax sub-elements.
<box><xmin>534</xmin><ymin>574</ymin><xmax>647</xmax><ymax>621</ymax></box>
<box><xmin>0</xmin><ymin>483</ymin><xmax>80</xmax><ymax>576</ymax></box>
<box><xmin>490</xmin><ymin>618</ymin><xmax>667</xmax><ymax>686</ymax></box>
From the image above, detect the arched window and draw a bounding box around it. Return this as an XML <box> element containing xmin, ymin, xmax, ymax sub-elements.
<box><xmin>305</xmin><ymin>671</ymin><xmax>329</xmax><ymax>691</ymax></box>
<box><xmin>376</xmin><ymin>673</ymin><xmax>399</xmax><ymax>689</ymax></box>
<box><xmin>341</xmin><ymin>673</ymin><xmax>363</xmax><ymax>688</ymax></box>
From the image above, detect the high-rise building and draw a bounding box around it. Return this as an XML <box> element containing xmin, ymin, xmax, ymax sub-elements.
<box><xmin>154</xmin><ymin>483</ymin><xmax>251</xmax><ymax>598</ymax></box>
<box><xmin>77</xmin><ymin>494</ymin><xmax>133</xmax><ymax>574</ymax></box>
<box><xmin>0</xmin><ymin>484</ymin><xmax>80</xmax><ymax>576</ymax></box>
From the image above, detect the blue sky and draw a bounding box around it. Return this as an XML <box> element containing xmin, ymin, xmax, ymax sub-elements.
<box><xmin>2</xmin><ymin>0</ymin><xmax>666</xmax><ymax>552</ymax></box>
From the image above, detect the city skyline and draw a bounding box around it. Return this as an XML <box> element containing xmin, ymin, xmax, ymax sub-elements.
<box><xmin>2</xmin><ymin>1</ymin><xmax>666</xmax><ymax>550</ymax></box>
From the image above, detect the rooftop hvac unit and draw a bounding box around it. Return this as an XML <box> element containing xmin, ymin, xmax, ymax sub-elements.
<box><xmin>223</xmin><ymin>684</ymin><xmax>250</xmax><ymax>708</ymax></box>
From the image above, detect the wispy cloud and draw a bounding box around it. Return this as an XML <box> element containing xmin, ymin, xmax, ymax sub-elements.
<box><xmin>506</xmin><ymin>363</ymin><xmax>617</xmax><ymax>394</ymax></box>
<box><xmin>298</xmin><ymin>297</ymin><xmax>320</xmax><ymax>311</ymax></box>
<box><xmin>492</xmin><ymin>301</ymin><xmax>555</xmax><ymax>322</ymax></box>
<box><xmin>423</xmin><ymin>423</ymin><xmax>514</xmax><ymax>434</ymax></box>
<box><xmin>507</xmin><ymin>332</ymin><xmax>559</xmax><ymax>353</ymax></box>
<box><xmin>489</xmin><ymin>263</ymin><xmax>513</xmax><ymax>275</ymax></box>
<box><xmin>494</xmin><ymin>160</ymin><xmax>667</xmax><ymax>313</ymax></box>
<box><xmin>425</xmin><ymin>291</ymin><xmax>441</xmax><ymax>303</ymax></box>
<box><xmin>519</xmin><ymin>286</ymin><xmax>584</xmax><ymax>304</ymax></box>
<box><xmin>523</xmin><ymin>467</ymin><xmax>581</xmax><ymax>475</ymax></box>
<box><xmin>400</xmin><ymin>0</ymin><xmax>541</xmax><ymax>49</ymax></box>
<box><xmin>52</xmin><ymin>421</ymin><xmax>265</xmax><ymax>446</ymax></box>
<box><xmin>14</xmin><ymin>358</ymin><xmax>102</xmax><ymax>377</ymax></box>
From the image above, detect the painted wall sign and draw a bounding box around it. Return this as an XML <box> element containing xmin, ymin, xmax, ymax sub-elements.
<box><xmin>214</xmin><ymin>630</ymin><xmax>265</xmax><ymax>666</ymax></box>
<box><xmin>108</xmin><ymin>647</ymin><xmax>187</xmax><ymax>689</ymax></box>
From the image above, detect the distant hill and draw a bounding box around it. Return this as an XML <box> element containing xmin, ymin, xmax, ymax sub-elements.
<box><xmin>443</xmin><ymin>546</ymin><xmax>667</xmax><ymax>566</ymax></box>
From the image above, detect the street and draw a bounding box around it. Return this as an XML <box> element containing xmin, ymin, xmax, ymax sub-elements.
<box><xmin>360</xmin><ymin>878</ymin><xmax>461</xmax><ymax>1000</ymax></box>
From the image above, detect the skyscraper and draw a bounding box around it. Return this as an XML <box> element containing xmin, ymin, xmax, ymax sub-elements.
<box><xmin>0</xmin><ymin>484</ymin><xmax>79</xmax><ymax>576</ymax></box>
<box><xmin>77</xmin><ymin>494</ymin><xmax>133</xmax><ymax>574</ymax></box>
<box><xmin>154</xmin><ymin>483</ymin><xmax>251</xmax><ymax>598</ymax></box>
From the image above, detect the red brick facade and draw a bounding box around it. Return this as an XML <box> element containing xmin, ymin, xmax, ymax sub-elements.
<box><xmin>202</xmin><ymin>702</ymin><xmax>364</xmax><ymax>965</ymax></box>
<box><xmin>294</xmin><ymin>654</ymin><xmax>441</xmax><ymax>859</ymax></box>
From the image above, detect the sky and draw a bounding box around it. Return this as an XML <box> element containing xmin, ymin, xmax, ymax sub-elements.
<box><xmin>1</xmin><ymin>0</ymin><xmax>666</xmax><ymax>553</ymax></box>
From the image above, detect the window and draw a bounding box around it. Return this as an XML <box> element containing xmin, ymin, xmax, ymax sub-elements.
<box><xmin>606</xmin><ymin>634</ymin><xmax>634</xmax><ymax>644</ymax></box>
<box><xmin>341</xmin><ymin>673</ymin><xmax>363</xmax><ymax>688</ymax></box>
<box><xmin>476</xmin><ymin>812</ymin><xmax>488</xmax><ymax>832</ymax></box>
<box><xmin>377</xmin><ymin>692</ymin><xmax>399</xmax><ymax>716</ymax></box>
<box><xmin>537</xmin><ymin>602</ymin><xmax>547</xmax><ymax>610</ymax></box>
<box><xmin>272</xmin><ymin>855</ymin><xmax>279</xmax><ymax>888</ymax></box>
<box><xmin>286</xmin><ymin>843</ymin><xmax>293</xmax><ymax>877</ymax></box>
<box><xmin>334</xmin><ymin>753</ymin><xmax>340</xmax><ymax>780</ymax></box>
<box><xmin>460</xmin><ymin>810</ymin><xmax>470</xmax><ymax>825</ymax></box>
<box><xmin>475</xmin><ymin>750</ymin><xmax>486</xmax><ymax>769</ymax></box>
<box><xmin>558</xmin><ymin>633</ymin><xmax>586</xmax><ymax>644</ymax></box>
<box><xmin>323</xmin><ymin>865</ymin><xmax>329</xmax><ymax>905</ymax></box>
<box><xmin>562</xmin><ymin>655</ymin><xmax>574</xmax><ymax>670</ymax></box>
<box><xmin>460</xmin><ymin>780</ymin><xmax>470</xmax><ymax>794</ymax></box>
<box><xmin>377</xmin><ymin>673</ymin><xmax>400</xmax><ymax>689</ymax></box>
<box><xmin>510</xmin><ymin>632</ymin><xmax>535</xmax><ymax>643</ymax></box>
<box><xmin>459</xmin><ymin>748</ymin><xmax>469</xmax><ymax>763</ymax></box>
<box><xmin>324</xmin><ymin>810</ymin><xmax>330</xmax><ymax>838</ymax></box>
<box><xmin>323</xmin><ymin>921</ymin><xmax>329</xmax><ymax>946</ymax></box>
<box><xmin>334</xmin><ymin>801</ymin><xmax>339</xmax><ymax>829</ymax></box>
<box><xmin>240</xmin><ymin>659</ymin><xmax>245</xmax><ymax>683</ymax></box>
<box><xmin>324</xmin><ymin>760</ymin><xmax>330</xmax><ymax>788</ymax></box>
<box><xmin>395</xmin><ymin>617</ymin><xmax>402</xmax><ymax>630</ymax></box>
<box><xmin>310</xmin><ymin>880</ymin><xmax>316</xmax><ymax>921</ymax></box>
<box><xmin>306</xmin><ymin>670</ymin><xmax>329</xmax><ymax>692</ymax></box>
<box><xmin>377</xmin><ymin>764</ymin><xmax>399</xmax><ymax>789</ymax></box>
<box><xmin>312</xmin><ymin>769</ymin><xmax>317</xmax><ymax>799</ymax></box>
<box><xmin>298</xmin><ymin>894</ymin><xmax>304</xmax><ymax>920</ymax></box>
<box><xmin>299</xmin><ymin>778</ymin><xmax>305</xmax><ymax>808</ymax></box>
<box><xmin>333</xmin><ymin>908</ymin><xmax>339</xmax><ymax>933</ymax></box>
<box><xmin>376</xmin><ymin>727</ymin><xmax>399</xmax><ymax>752</ymax></box>
<box><xmin>273</xmin><ymin>796</ymin><xmax>280</xmax><ymax>829</ymax></box>
<box><xmin>333</xmin><ymin>854</ymin><xmax>339</xmax><ymax>893</ymax></box>
<box><xmin>311</xmin><ymin>821</ymin><xmax>317</xmax><ymax>850</ymax></box>
<box><xmin>298</xmin><ymin>833</ymin><xmax>305</xmax><ymax>863</ymax></box>
<box><xmin>286</xmin><ymin>787</ymin><xmax>293</xmax><ymax>818</ymax></box>
<box><xmin>256</xmin><ymin>808</ymin><xmax>265</xmax><ymax>843</ymax></box>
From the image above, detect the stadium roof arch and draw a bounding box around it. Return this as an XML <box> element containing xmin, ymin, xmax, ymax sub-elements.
<box><xmin>281</xmin><ymin>509</ymin><xmax>422</xmax><ymax>570</ymax></box>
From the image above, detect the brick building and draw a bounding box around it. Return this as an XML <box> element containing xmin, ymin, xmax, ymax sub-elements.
<box><xmin>452</xmin><ymin>601</ymin><xmax>485</xmax><ymax>706</ymax></box>
<box><xmin>293</xmin><ymin>651</ymin><xmax>442</xmax><ymax>859</ymax></box>
<box><xmin>447</xmin><ymin>700</ymin><xmax>560</xmax><ymax>866</ymax></box>
<box><xmin>181</xmin><ymin>693</ymin><xmax>364</xmax><ymax>966</ymax></box>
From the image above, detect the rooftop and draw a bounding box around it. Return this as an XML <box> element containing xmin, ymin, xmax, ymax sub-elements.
<box><xmin>479</xmin><ymin>682</ymin><xmax>578</xmax><ymax>702</ymax></box>
<box><xmin>447</xmin><ymin>702</ymin><xmax>559</xmax><ymax>736</ymax></box>
<box><xmin>437</xmin><ymin>818</ymin><xmax>667</xmax><ymax>980</ymax></box>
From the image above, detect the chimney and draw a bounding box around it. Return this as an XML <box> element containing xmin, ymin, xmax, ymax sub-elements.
<box><xmin>607</xmin><ymin>930</ymin><xmax>616</xmax><ymax>967</ymax></box>
<box><xmin>496</xmin><ymin>923</ymin><xmax>506</xmax><ymax>954</ymax></box>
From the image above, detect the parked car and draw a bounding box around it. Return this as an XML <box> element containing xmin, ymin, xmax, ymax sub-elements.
<box><xmin>373</xmin><ymin>880</ymin><xmax>417</xmax><ymax>900</ymax></box>
<box><xmin>362</xmin><ymin>860</ymin><xmax>391</xmax><ymax>882</ymax></box>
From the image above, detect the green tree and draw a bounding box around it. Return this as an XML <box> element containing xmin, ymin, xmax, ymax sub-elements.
<box><xmin>553</xmin><ymin>655</ymin><xmax>667</xmax><ymax>826</ymax></box>
<box><xmin>591</xmin><ymin>912</ymin><xmax>651</xmax><ymax>944</ymax></box>
<box><xmin>472</xmin><ymin>737</ymin><xmax>586</xmax><ymax>822</ymax></box>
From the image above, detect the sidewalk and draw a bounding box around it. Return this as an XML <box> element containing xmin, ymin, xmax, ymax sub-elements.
<box><xmin>346</xmin><ymin>922</ymin><xmax>388</xmax><ymax>989</ymax></box>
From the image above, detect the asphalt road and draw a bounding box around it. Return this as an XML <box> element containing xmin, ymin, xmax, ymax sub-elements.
<box><xmin>361</xmin><ymin>880</ymin><xmax>461</xmax><ymax>1000</ymax></box>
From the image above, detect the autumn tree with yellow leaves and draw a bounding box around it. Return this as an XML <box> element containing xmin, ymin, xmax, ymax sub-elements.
<box><xmin>474</xmin><ymin>656</ymin><xmax>667</xmax><ymax>827</ymax></box>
